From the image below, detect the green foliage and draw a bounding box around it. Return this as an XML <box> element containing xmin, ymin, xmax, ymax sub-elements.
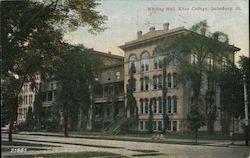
<box><xmin>126</xmin><ymin>63</ymin><xmax>138</xmax><ymax>130</ymax></box>
<box><xmin>2</xmin><ymin>0</ymin><xmax>106</xmax><ymax>140</ymax></box>
<box><xmin>1</xmin><ymin>76</ymin><xmax>21</xmax><ymax>126</ymax></box>
<box><xmin>148</xmin><ymin>100</ymin><xmax>153</xmax><ymax>133</ymax></box>
<box><xmin>54</xmin><ymin>44</ymin><xmax>101</xmax><ymax>133</ymax></box>
<box><xmin>187</xmin><ymin>98</ymin><xmax>206</xmax><ymax>142</ymax></box>
<box><xmin>158</xmin><ymin>20</ymin><xmax>236</xmax><ymax>134</ymax></box>
<box><xmin>218</xmin><ymin>62</ymin><xmax>244</xmax><ymax>118</ymax></box>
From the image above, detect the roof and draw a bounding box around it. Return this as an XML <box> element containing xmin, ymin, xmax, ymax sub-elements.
<box><xmin>90</xmin><ymin>49</ymin><xmax>124</xmax><ymax>60</ymax></box>
<box><xmin>119</xmin><ymin>26</ymin><xmax>240</xmax><ymax>52</ymax></box>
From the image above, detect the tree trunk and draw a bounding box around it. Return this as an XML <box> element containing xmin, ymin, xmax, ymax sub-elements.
<box><xmin>8</xmin><ymin>93</ymin><xmax>20</xmax><ymax>142</ymax></box>
<box><xmin>63</xmin><ymin>111</ymin><xmax>69</xmax><ymax>137</ymax></box>
<box><xmin>195</xmin><ymin>129</ymin><xmax>198</xmax><ymax>143</ymax></box>
<box><xmin>8</xmin><ymin>76</ymin><xmax>26</xmax><ymax>142</ymax></box>
<box><xmin>162</xmin><ymin>61</ymin><xmax>168</xmax><ymax>133</ymax></box>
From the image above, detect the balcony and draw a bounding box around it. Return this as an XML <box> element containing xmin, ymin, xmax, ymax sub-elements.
<box><xmin>95</xmin><ymin>95</ymin><xmax>124</xmax><ymax>103</ymax></box>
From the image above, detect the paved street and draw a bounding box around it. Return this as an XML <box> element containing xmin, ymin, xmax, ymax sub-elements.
<box><xmin>2</xmin><ymin>133</ymin><xmax>250</xmax><ymax>158</ymax></box>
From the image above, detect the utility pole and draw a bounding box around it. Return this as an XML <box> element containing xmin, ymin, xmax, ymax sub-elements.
<box><xmin>243</xmin><ymin>74</ymin><xmax>249</xmax><ymax>146</ymax></box>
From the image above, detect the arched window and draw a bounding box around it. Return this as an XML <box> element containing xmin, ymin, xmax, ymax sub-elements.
<box><xmin>207</xmin><ymin>55</ymin><xmax>214</xmax><ymax>71</ymax></box>
<box><xmin>145</xmin><ymin>98</ymin><xmax>149</xmax><ymax>114</ymax></box>
<box><xmin>153</xmin><ymin>51</ymin><xmax>159</xmax><ymax>69</ymax></box>
<box><xmin>140</xmin><ymin>78</ymin><xmax>144</xmax><ymax>91</ymax></box>
<box><xmin>173</xmin><ymin>96</ymin><xmax>177</xmax><ymax>113</ymax></box>
<box><xmin>153</xmin><ymin>76</ymin><xmax>157</xmax><ymax>90</ymax></box>
<box><xmin>129</xmin><ymin>55</ymin><xmax>137</xmax><ymax>73</ymax></box>
<box><xmin>141</xmin><ymin>52</ymin><xmax>149</xmax><ymax>72</ymax></box>
<box><xmin>140</xmin><ymin>99</ymin><xmax>144</xmax><ymax>114</ymax></box>
<box><xmin>167</xmin><ymin>96</ymin><xmax>172</xmax><ymax>113</ymax></box>
<box><xmin>173</xmin><ymin>73</ymin><xmax>177</xmax><ymax>88</ymax></box>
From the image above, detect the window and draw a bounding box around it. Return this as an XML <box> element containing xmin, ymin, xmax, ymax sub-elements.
<box><xmin>140</xmin><ymin>78</ymin><xmax>144</xmax><ymax>91</ymax></box>
<box><xmin>48</xmin><ymin>91</ymin><xmax>53</xmax><ymax>101</ymax></box>
<box><xmin>116</xmin><ymin>72</ymin><xmax>120</xmax><ymax>80</ymax></box>
<box><xmin>207</xmin><ymin>55</ymin><xmax>214</xmax><ymax>71</ymax></box>
<box><xmin>107</xmin><ymin>108</ymin><xmax>110</xmax><ymax>116</ymax></box>
<box><xmin>145</xmin><ymin>77</ymin><xmax>149</xmax><ymax>91</ymax></box>
<box><xmin>145</xmin><ymin>121</ymin><xmax>149</xmax><ymax>130</ymax></box>
<box><xmin>129</xmin><ymin>55</ymin><xmax>137</xmax><ymax>73</ymax></box>
<box><xmin>158</xmin><ymin>75</ymin><xmax>163</xmax><ymax>89</ymax></box>
<box><xmin>25</xmin><ymin>95</ymin><xmax>28</xmax><ymax>104</ymax></box>
<box><xmin>158</xmin><ymin>97</ymin><xmax>162</xmax><ymax>114</ymax></box>
<box><xmin>191</xmin><ymin>53</ymin><xmax>198</xmax><ymax>64</ymax></box>
<box><xmin>158</xmin><ymin>121</ymin><xmax>162</xmax><ymax>131</ymax></box>
<box><xmin>153</xmin><ymin>51</ymin><xmax>159</xmax><ymax>69</ymax></box>
<box><xmin>107</xmin><ymin>72</ymin><xmax>112</xmax><ymax>81</ymax></box>
<box><xmin>141</xmin><ymin>77</ymin><xmax>149</xmax><ymax>91</ymax></box>
<box><xmin>140</xmin><ymin>99</ymin><xmax>144</xmax><ymax>114</ymax></box>
<box><xmin>153</xmin><ymin>98</ymin><xmax>157</xmax><ymax>113</ymax></box>
<box><xmin>42</xmin><ymin>92</ymin><xmax>46</xmax><ymax>102</ymax></box>
<box><xmin>167</xmin><ymin>96</ymin><xmax>172</xmax><ymax>113</ymax></box>
<box><xmin>173</xmin><ymin>73</ymin><xmax>177</xmax><ymax>88</ymax></box>
<box><xmin>128</xmin><ymin>79</ymin><xmax>136</xmax><ymax>92</ymax></box>
<box><xmin>140</xmin><ymin>121</ymin><xmax>143</xmax><ymax>130</ymax></box>
<box><xmin>51</xmin><ymin>83</ymin><xmax>54</xmax><ymax>90</ymax></box>
<box><xmin>145</xmin><ymin>99</ymin><xmax>149</xmax><ymax>114</ymax></box>
<box><xmin>173</xmin><ymin>121</ymin><xmax>177</xmax><ymax>131</ymax></box>
<box><xmin>167</xmin><ymin>73</ymin><xmax>172</xmax><ymax>88</ymax></box>
<box><xmin>153</xmin><ymin>121</ymin><xmax>157</xmax><ymax>131</ymax></box>
<box><xmin>153</xmin><ymin>76</ymin><xmax>157</xmax><ymax>90</ymax></box>
<box><xmin>173</xmin><ymin>96</ymin><xmax>177</xmax><ymax>113</ymax></box>
<box><xmin>141</xmin><ymin>52</ymin><xmax>149</xmax><ymax>72</ymax></box>
<box><xmin>207</xmin><ymin>77</ymin><xmax>214</xmax><ymax>91</ymax></box>
<box><xmin>167</xmin><ymin>120</ymin><xmax>171</xmax><ymax>131</ymax></box>
<box><xmin>29</xmin><ymin>84</ymin><xmax>32</xmax><ymax>92</ymax></box>
<box><xmin>28</xmin><ymin>95</ymin><xmax>31</xmax><ymax>104</ymax></box>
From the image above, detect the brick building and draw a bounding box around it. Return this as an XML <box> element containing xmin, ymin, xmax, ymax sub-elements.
<box><xmin>120</xmin><ymin>22</ymin><xmax>240</xmax><ymax>132</ymax></box>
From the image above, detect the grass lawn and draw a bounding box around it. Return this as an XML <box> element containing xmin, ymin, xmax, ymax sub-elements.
<box><xmin>5</xmin><ymin>151</ymin><xmax>127</xmax><ymax>158</ymax></box>
<box><xmin>128</xmin><ymin>149</ymin><xmax>159</xmax><ymax>153</ymax></box>
<box><xmin>27</xmin><ymin>131</ymin><xmax>244</xmax><ymax>141</ymax></box>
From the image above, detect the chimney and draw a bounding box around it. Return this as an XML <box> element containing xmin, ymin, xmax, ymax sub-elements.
<box><xmin>137</xmin><ymin>31</ymin><xmax>142</xmax><ymax>39</ymax></box>
<box><xmin>163</xmin><ymin>22</ymin><xmax>169</xmax><ymax>32</ymax></box>
<box><xmin>149</xmin><ymin>26</ymin><xmax>155</xmax><ymax>32</ymax></box>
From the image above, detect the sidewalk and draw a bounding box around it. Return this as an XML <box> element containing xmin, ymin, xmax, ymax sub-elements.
<box><xmin>16</xmin><ymin>131</ymin><xmax>246</xmax><ymax>147</ymax></box>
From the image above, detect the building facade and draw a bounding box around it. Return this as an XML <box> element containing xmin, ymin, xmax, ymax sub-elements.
<box><xmin>120</xmin><ymin>22</ymin><xmax>240</xmax><ymax>132</ymax></box>
<box><xmin>17</xmin><ymin>50</ymin><xmax>124</xmax><ymax>131</ymax></box>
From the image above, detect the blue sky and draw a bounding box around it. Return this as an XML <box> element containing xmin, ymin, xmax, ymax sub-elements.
<box><xmin>64</xmin><ymin>0</ymin><xmax>249</xmax><ymax>63</ymax></box>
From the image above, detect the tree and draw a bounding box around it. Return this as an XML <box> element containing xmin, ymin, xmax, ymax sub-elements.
<box><xmin>33</xmin><ymin>89</ymin><xmax>43</xmax><ymax>130</ymax></box>
<box><xmin>54</xmin><ymin>44</ymin><xmax>100</xmax><ymax>137</ymax></box>
<box><xmin>158</xmin><ymin>20</ymin><xmax>237</xmax><ymax>134</ymax></box>
<box><xmin>2</xmin><ymin>0</ymin><xmax>106</xmax><ymax>141</ymax></box>
<box><xmin>25</xmin><ymin>106</ymin><xmax>34</xmax><ymax>131</ymax></box>
<box><xmin>187</xmin><ymin>99</ymin><xmax>206</xmax><ymax>143</ymax></box>
<box><xmin>126</xmin><ymin>62</ymin><xmax>138</xmax><ymax>131</ymax></box>
<box><xmin>217</xmin><ymin>61</ymin><xmax>244</xmax><ymax>133</ymax></box>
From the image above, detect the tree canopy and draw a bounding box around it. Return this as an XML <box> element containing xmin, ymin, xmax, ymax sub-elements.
<box><xmin>1</xmin><ymin>0</ymin><xmax>107</xmax><ymax>141</ymax></box>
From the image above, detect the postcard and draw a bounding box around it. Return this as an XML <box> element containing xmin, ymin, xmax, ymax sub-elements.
<box><xmin>1</xmin><ymin>0</ymin><xmax>249</xmax><ymax>158</ymax></box>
